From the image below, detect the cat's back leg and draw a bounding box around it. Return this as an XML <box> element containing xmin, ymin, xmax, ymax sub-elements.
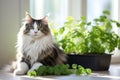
<box><xmin>13</xmin><ymin>62</ymin><xmax>29</xmax><ymax>75</ymax></box>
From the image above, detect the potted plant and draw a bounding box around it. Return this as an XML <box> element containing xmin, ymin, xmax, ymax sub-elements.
<box><xmin>51</xmin><ymin>10</ymin><xmax>120</xmax><ymax>71</ymax></box>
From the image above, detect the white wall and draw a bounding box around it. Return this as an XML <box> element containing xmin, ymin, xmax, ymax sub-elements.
<box><xmin>0</xmin><ymin>0</ymin><xmax>29</xmax><ymax>67</ymax></box>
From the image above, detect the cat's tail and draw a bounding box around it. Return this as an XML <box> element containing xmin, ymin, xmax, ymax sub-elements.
<box><xmin>2</xmin><ymin>61</ymin><xmax>17</xmax><ymax>73</ymax></box>
<box><xmin>57</xmin><ymin>52</ymin><xmax>67</xmax><ymax>64</ymax></box>
<box><xmin>55</xmin><ymin>46</ymin><xmax>68</xmax><ymax>64</ymax></box>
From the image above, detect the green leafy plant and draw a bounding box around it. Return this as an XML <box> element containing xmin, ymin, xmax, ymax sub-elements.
<box><xmin>27</xmin><ymin>64</ymin><xmax>92</xmax><ymax>76</ymax></box>
<box><xmin>52</xmin><ymin>10</ymin><xmax>120</xmax><ymax>54</ymax></box>
<box><xmin>72</xmin><ymin>64</ymin><xmax>92</xmax><ymax>75</ymax></box>
<box><xmin>27</xmin><ymin>64</ymin><xmax>72</xmax><ymax>76</ymax></box>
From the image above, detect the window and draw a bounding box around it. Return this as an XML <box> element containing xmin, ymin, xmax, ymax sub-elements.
<box><xmin>30</xmin><ymin>0</ymin><xmax>86</xmax><ymax>27</ymax></box>
<box><xmin>87</xmin><ymin>0</ymin><xmax>111</xmax><ymax>22</ymax></box>
<box><xmin>30</xmin><ymin>0</ymin><xmax>68</xmax><ymax>27</ymax></box>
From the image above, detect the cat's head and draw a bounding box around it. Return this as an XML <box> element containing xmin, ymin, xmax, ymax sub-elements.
<box><xmin>23</xmin><ymin>12</ymin><xmax>50</xmax><ymax>38</ymax></box>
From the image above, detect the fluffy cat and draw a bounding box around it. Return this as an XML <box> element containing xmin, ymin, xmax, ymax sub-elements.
<box><xmin>6</xmin><ymin>12</ymin><xmax>67</xmax><ymax>75</ymax></box>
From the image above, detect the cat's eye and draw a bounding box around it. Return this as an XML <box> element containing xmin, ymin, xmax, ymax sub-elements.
<box><xmin>38</xmin><ymin>26</ymin><xmax>42</xmax><ymax>30</ymax></box>
<box><xmin>38</xmin><ymin>24</ymin><xmax>42</xmax><ymax>30</ymax></box>
<box><xmin>31</xmin><ymin>25</ymin><xmax>34</xmax><ymax>29</ymax></box>
<box><xmin>39</xmin><ymin>24</ymin><xmax>42</xmax><ymax>27</ymax></box>
<box><xmin>26</xmin><ymin>24</ymin><xmax>34</xmax><ymax>29</ymax></box>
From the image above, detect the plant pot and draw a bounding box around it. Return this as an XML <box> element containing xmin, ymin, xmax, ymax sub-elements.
<box><xmin>67</xmin><ymin>54</ymin><xmax>112</xmax><ymax>71</ymax></box>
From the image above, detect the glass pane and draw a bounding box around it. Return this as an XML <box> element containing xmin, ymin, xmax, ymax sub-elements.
<box><xmin>87</xmin><ymin>0</ymin><xmax>111</xmax><ymax>22</ymax></box>
<box><xmin>30</xmin><ymin>0</ymin><xmax>68</xmax><ymax>27</ymax></box>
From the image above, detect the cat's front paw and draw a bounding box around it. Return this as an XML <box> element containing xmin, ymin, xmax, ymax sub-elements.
<box><xmin>13</xmin><ymin>69</ymin><xmax>26</xmax><ymax>75</ymax></box>
<box><xmin>13</xmin><ymin>62</ymin><xmax>29</xmax><ymax>75</ymax></box>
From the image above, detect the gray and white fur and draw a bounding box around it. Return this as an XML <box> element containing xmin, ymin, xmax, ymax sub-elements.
<box><xmin>6</xmin><ymin>12</ymin><xmax>66</xmax><ymax>75</ymax></box>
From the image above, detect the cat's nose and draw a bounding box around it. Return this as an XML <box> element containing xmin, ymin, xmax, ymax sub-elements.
<box><xmin>34</xmin><ymin>31</ymin><xmax>38</xmax><ymax>34</ymax></box>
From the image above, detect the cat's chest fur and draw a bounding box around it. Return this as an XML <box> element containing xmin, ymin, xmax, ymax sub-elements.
<box><xmin>22</xmin><ymin>34</ymin><xmax>54</xmax><ymax>65</ymax></box>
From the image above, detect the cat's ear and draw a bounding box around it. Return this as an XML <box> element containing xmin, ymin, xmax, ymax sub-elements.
<box><xmin>42</xmin><ymin>16</ymin><xmax>48</xmax><ymax>23</ymax></box>
<box><xmin>25</xmin><ymin>12</ymin><xmax>32</xmax><ymax>23</ymax></box>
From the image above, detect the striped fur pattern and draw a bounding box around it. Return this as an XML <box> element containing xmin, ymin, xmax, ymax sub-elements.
<box><xmin>8</xmin><ymin>13</ymin><xmax>66</xmax><ymax>75</ymax></box>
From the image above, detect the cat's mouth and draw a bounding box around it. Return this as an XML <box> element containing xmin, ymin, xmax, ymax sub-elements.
<box><xmin>33</xmin><ymin>33</ymin><xmax>39</xmax><ymax>36</ymax></box>
<box><xmin>33</xmin><ymin>33</ymin><xmax>43</xmax><ymax>37</ymax></box>
<box><xmin>34</xmin><ymin>34</ymin><xmax>38</xmax><ymax>36</ymax></box>
<box><xmin>34</xmin><ymin>34</ymin><xmax>39</xmax><ymax>37</ymax></box>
